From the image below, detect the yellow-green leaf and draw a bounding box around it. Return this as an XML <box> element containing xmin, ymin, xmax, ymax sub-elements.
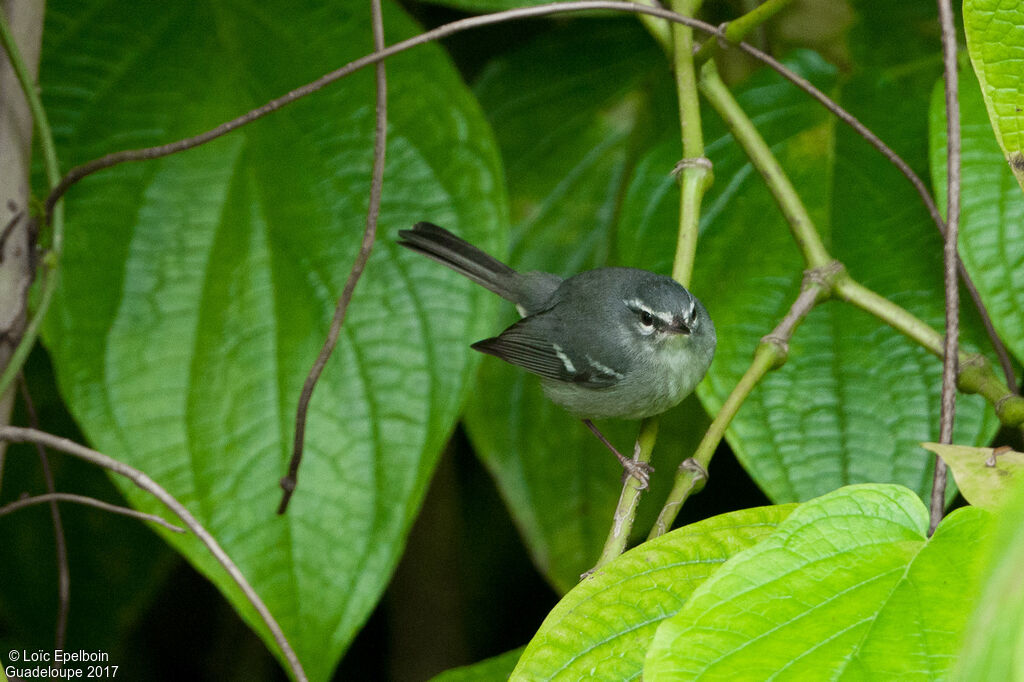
<box><xmin>645</xmin><ymin>485</ymin><xmax>993</xmax><ymax>680</ymax></box>
<box><xmin>921</xmin><ymin>443</ymin><xmax>1024</xmax><ymax>510</ymax></box>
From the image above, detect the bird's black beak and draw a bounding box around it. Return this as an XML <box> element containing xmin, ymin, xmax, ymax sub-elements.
<box><xmin>669</xmin><ymin>318</ymin><xmax>692</xmax><ymax>335</ymax></box>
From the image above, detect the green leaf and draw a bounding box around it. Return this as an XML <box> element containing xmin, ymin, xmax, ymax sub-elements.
<box><xmin>39</xmin><ymin>2</ymin><xmax>506</xmax><ymax>679</ymax></box>
<box><xmin>964</xmin><ymin>0</ymin><xmax>1024</xmax><ymax>193</ymax></box>
<box><xmin>473</xmin><ymin>18</ymin><xmax>663</xmax><ymax>263</ymax></box>
<box><xmin>645</xmin><ymin>484</ymin><xmax>994</xmax><ymax>680</ymax></box>
<box><xmin>929</xmin><ymin>68</ymin><xmax>1024</xmax><ymax>365</ymax></box>
<box><xmin>921</xmin><ymin>442</ymin><xmax>1024</xmax><ymax>510</ymax></box>
<box><xmin>429</xmin><ymin>648</ymin><xmax>525</xmax><ymax>682</ymax></box>
<box><xmin>619</xmin><ymin>49</ymin><xmax>999</xmax><ymax>503</ymax></box>
<box><xmin>465</xmin><ymin>19</ymin><xmax>704</xmax><ymax>591</ymax></box>
<box><xmin>957</xmin><ymin>479</ymin><xmax>1024</xmax><ymax>680</ymax></box>
<box><xmin>511</xmin><ymin>505</ymin><xmax>794</xmax><ymax>681</ymax></box>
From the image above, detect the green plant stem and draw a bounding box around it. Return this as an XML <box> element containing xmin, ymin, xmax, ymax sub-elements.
<box><xmin>670</xmin><ymin>0</ymin><xmax>707</xmax><ymax>286</ymax></box>
<box><xmin>650</xmin><ymin>272</ymin><xmax>833</xmax><ymax>537</ymax></box>
<box><xmin>699</xmin><ymin>61</ymin><xmax>831</xmax><ymax>268</ymax></box>
<box><xmin>958</xmin><ymin>357</ymin><xmax>1024</xmax><ymax>426</ymax></box>
<box><xmin>592</xmin><ymin>417</ymin><xmax>660</xmax><ymax>570</ymax></box>
<box><xmin>647</xmin><ymin>58</ymin><xmax>832</xmax><ymax>537</ymax></box>
<box><xmin>698</xmin><ymin>57</ymin><xmax>1022</xmax><ymax>419</ymax></box>
<box><xmin>595</xmin><ymin>0</ymin><xmax>709</xmax><ymax>569</ymax></box>
<box><xmin>840</xmin><ymin>284</ymin><xmax>1024</xmax><ymax>427</ymax></box>
<box><xmin>0</xmin><ymin>17</ymin><xmax>57</xmax><ymax>192</ymax></box>
<box><xmin>673</xmin><ymin>167</ymin><xmax>711</xmax><ymax>284</ymax></box>
<box><xmin>693</xmin><ymin>0</ymin><xmax>795</xmax><ymax>65</ymax></box>
<box><xmin>672</xmin><ymin>0</ymin><xmax>704</xmax><ymax>162</ymax></box>
<box><xmin>651</xmin><ymin>56</ymin><xmax>1024</xmax><ymax>535</ymax></box>
<box><xmin>0</xmin><ymin>10</ymin><xmax>64</xmax><ymax>397</ymax></box>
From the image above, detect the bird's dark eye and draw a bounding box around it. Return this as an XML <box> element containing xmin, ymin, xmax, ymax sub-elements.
<box><xmin>639</xmin><ymin>310</ymin><xmax>655</xmax><ymax>327</ymax></box>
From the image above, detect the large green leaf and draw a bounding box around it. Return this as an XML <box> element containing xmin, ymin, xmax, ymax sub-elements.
<box><xmin>619</xmin><ymin>49</ymin><xmax>999</xmax><ymax>503</ymax></box>
<box><xmin>39</xmin><ymin>1</ymin><xmax>506</xmax><ymax>679</ymax></box>
<box><xmin>957</xmin><ymin>479</ymin><xmax>1024</xmax><ymax>680</ymax></box>
<box><xmin>465</xmin><ymin>19</ymin><xmax>706</xmax><ymax>591</ymax></box>
<box><xmin>929</xmin><ymin>68</ymin><xmax>1024</xmax><ymax>364</ymax></box>
<box><xmin>645</xmin><ymin>484</ymin><xmax>993</xmax><ymax>680</ymax></box>
<box><xmin>512</xmin><ymin>504</ymin><xmax>794</xmax><ymax>681</ymax></box>
<box><xmin>964</xmin><ymin>0</ymin><xmax>1024</xmax><ymax>192</ymax></box>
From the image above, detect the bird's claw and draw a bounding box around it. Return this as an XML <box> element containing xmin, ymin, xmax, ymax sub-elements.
<box><xmin>621</xmin><ymin>459</ymin><xmax>654</xmax><ymax>490</ymax></box>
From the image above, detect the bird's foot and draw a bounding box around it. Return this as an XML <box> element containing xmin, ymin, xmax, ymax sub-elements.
<box><xmin>582</xmin><ymin>419</ymin><xmax>654</xmax><ymax>490</ymax></box>
<box><xmin>619</xmin><ymin>458</ymin><xmax>654</xmax><ymax>490</ymax></box>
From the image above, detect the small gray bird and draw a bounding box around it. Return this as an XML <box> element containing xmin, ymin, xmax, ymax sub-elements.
<box><xmin>398</xmin><ymin>222</ymin><xmax>716</xmax><ymax>488</ymax></box>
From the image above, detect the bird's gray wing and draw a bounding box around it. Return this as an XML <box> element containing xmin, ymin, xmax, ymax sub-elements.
<box><xmin>471</xmin><ymin>314</ymin><xmax>622</xmax><ymax>388</ymax></box>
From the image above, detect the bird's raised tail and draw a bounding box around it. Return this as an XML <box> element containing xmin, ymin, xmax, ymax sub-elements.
<box><xmin>397</xmin><ymin>222</ymin><xmax>523</xmax><ymax>302</ymax></box>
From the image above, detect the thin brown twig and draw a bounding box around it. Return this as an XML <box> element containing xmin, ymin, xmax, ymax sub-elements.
<box><xmin>38</xmin><ymin>0</ymin><xmax>1016</xmax><ymax>393</ymax></box>
<box><xmin>42</xmin><ymin>2</ymin><xmax>726</xmax><ymax>221</ymax></box>
<box><xmin>277</xmin><ymin>0</ymin><xmax>388</xmax><ymax>515</ymax></box>
<box><xmin>931</xmin><ymin>0</ymin><xmax>960</xmax><ymax>535</ymax></box>
<box><xmin>18</xmin><ymin>374</ymin><xmax>68</xmax><ymax>650</ymax></box>
<box><xmin>0</xmin><ymin>492</ymin><xmax>185</xmax><ymax>533</ymax></box>
<box><xmin>0</xmin><ymin>426</ymin><xmax>307</xmax><ymax>682</ymax></box>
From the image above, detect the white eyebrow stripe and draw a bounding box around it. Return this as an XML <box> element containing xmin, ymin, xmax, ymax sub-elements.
<box><xmin>624</xmin><ymin>298</ymin><xmax>674</xmax><ymax>326</ymax></box>
<box><xmin>552</xmin><ymin>343</ymin><xmax>576</xmax><ymax>373</ymax></box>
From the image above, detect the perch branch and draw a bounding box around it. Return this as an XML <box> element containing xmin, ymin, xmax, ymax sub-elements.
<box><xmin>591</xmin><ymin>417</ymin><xmax>660</xmax><ymax>572</ymax></box>
<box><xmin>596</xmin><ymin>0</ymin><xmax>718</xmax><ymax>568</ymax></box>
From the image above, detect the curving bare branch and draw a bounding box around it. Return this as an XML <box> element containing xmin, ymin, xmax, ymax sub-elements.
<box><xmin>35</xmin><ymin>1</ymin><xmax>1015</xmax><ymax>393</ymax></box>
<box><xmin>931</xmin><ymin>0</ymin><xmax>961</xmax><ymax>534</ymax></box>
<box><xmin>0</xmin><ymin>492</ymin><xmax>185</xmax><ymax>533</ymax></box>
<box><xmin>277</xmin><ymin>0</ymin><xmax>389</xmax><ymax>514</ymax></box>
<box><xmin>0</xmin><ymin>426</ymin><xmax>307</xmax><ymax>682</ymax></box>
<box><xmin>18</xmin><ymin>376</ymin><xmax>69</xmax><ymax>649</ymax></box>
